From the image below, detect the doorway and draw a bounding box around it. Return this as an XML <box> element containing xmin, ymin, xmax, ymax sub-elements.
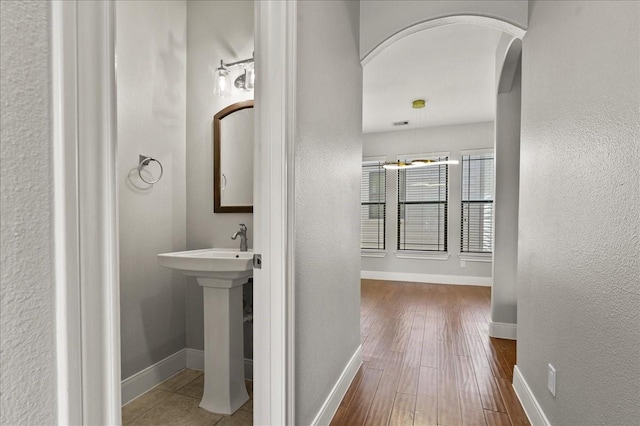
<box><xmin>51</xmin><ymin>1</ymin><xmax>293</xmax><ymax>424</ymax></box>
<box><xmin>359</xmin><ymin>18</ymin><xmax>523</xmax><ymax>342</ymax></box>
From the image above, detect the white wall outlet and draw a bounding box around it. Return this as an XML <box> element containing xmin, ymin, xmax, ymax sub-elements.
<box><xmin>548</xmin><ymin>364</ymin><xmax>557</xmax><ymax>396</ymax></box>
<box><xmin>460</xmin><ymin>260</ymin><xmax>466</xmax><ymax>268</ymax></box>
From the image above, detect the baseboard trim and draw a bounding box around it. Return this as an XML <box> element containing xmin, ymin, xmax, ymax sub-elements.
<box><xmin>185</xmin><ymin>348</ymin><xmax>254</xmax><ymax>380</ymax></box>
<box><xmin>186</xmin><ymin>348</ymin><xmax>205</xmax><ymax>370</ymax></box>
<box><xmin>121</xmin><ymin>349</ymin><xmax>187</xmax><ymax>405</ymax></box>
<box><xmin>361</xmin><ymin>270</ymin><xmax>492</xmax><ymax>287</ymax></box>
<box><xmin>122</xmin><ymin>348</ymin><xmax>254</xmax><ymax>405</ymax></box>
<box><xmin>489</xmin><ymin>320</ymin><xmax>517</xmax><ymax>340</ymax></box>
<box><xmin>310</xmin><ymin>345</ymin><xmax>362</xmax><ymax>426</ymax></box>
<box><xmin>513</xmin><ymin>366</ymin><xmax>552</xmax><ymax>426</ymax></box>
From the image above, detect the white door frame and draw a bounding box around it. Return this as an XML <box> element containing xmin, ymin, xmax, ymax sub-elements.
<box><xmin>52</xmin><ymin>1</ymin><xmax>121</xmax><ymax>424</ymax></box>
<box><xmin>253</xmin><ymin>1</ymin><xmax>297</xmax><ymax>425</ymax></box>
<box><xmin>52</xmin><ymin>1</ymin><xmax>294</xmax><ymax>424</ymax></box>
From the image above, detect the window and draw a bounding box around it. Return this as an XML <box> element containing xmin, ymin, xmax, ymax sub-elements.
<box><xmin>361</xmin><ymin>161</ymin><xmax>386</xmax><ymax>250</ymax></box>
<box><xmin>461</xmin><ymin>151</ymin><xmax>494</xmax><ymax>253</ymax></box>
<box><xmin>397</xmin><ymin>155</ymin><xmax>449</xmax><ymax>252</ymax></box>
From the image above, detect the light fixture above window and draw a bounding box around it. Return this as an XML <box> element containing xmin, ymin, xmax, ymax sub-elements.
<box><xmin>383</xmin><ymin>159</ymin><xmax>459</xmax><ymax>170</ymax></box>
<box><xmin>213</xmin><ymin>53</ymin><xmax>255</xmax><ymax>98</ymax></box>
<box><xmin>382</xmin><ymin>99</ymin><xmax>459</xmax><ymax>170</ymax></box>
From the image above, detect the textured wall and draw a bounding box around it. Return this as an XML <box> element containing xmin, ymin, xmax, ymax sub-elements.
<box><xmin>0</xmin><ymin>1</ymin><xmax>57</xmax><ymax>424</ymax></box>
<box><xmin>116</xmin><ymin>0</ymin><xmax>188</xmax><ymax>379</ymax></box>
<box><xmin>362</xmin><ymin>122</ymin><xmax>495</xmax><ymax>280</ymax></box>
<box><xmin>294</xmin><ymin>1</ymin><xmax>363</xmax><ymax>423</ymax></box>
<box><xmin>492</xmin><ymin>58</ymin><xmax>521</xmax><ymax>326</ymax></box>
<box><xmin>518</xmin><ymin>1</ymin><xmax>640</xmax><ymax>424</ymax></box>
<box><xmin>185</xmin><ymin>0</ymin><xmax>254</xmax><ymax>352</ymax></box>
<box><xmin>360</xmin><ymin>0</ymin><xmax>528</xmax><ymax>60</ymax></box>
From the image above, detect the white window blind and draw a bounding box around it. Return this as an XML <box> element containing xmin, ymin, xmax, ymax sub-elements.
<box><xmin>397</xmin><ymin>156</ymin><xmax>449</xmax><ymax>252</ymax></box>
<box><xmin>461</xmin><ymin>152</ymin><xmax>494</xmax><ymax>253</ymax></box>
<box><xmin>361</xmin><ymin>161</ymin><xmax>386</xmax><ymax>250</ymax></box>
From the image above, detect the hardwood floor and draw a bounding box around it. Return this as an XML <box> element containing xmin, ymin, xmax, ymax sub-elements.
<box><xmin>331</xmin><ymin>280</ymin><xmax>529</xmax><ymax>426</ymax></box>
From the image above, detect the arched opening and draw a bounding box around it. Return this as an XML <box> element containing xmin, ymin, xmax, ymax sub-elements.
<box><xmin>360</xmin><ymin>14</ymin><xmax>525</xmax><ymax>347</ymax></box>
<box><xmin>352</xmin><ymin>14</ymin><xmax>527</xmax><ymax>423</ymax></box>
<box><xmin>362</xmin><ymin>14</ymin><xmax>526</xmax><ymax>65</ymax></box>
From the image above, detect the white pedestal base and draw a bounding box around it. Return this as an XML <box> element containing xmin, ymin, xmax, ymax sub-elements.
<box><xmin>196</xmin><ymin>276</ymin><xmax>250</xmax><ymax>415</ymax></box>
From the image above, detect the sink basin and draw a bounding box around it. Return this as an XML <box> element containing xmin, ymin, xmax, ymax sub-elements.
<box><xmin>157</xmin><ymin>247</ymin><xmax>252</xmax><ymax>414</ymax></box>
<box><xmin>157</xmin><ymin>248</ymin><xmax>253</xmax><ymax>280</ymax></box>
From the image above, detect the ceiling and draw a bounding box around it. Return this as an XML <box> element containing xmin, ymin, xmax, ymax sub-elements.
<box><xmin>363</xmin><ymin>23</ymin><xmax>504</xmax><ymax>134</ymax></box>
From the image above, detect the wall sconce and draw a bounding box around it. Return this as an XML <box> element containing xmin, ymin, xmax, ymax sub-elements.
<box><xmin>213</xmin><ymin>53</ymin><xmax>255</xmax><ymax>97</ymax></box>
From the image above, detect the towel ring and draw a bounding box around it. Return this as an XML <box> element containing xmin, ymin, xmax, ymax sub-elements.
<box><xmin>137</xmin><ymin>155</ymin><xmax>163</xmax><ymax>185</ymax></box>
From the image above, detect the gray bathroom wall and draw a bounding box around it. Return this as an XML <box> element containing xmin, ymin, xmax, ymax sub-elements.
<box><xmin>362</xmin><ymin>122</ymin><xmax>495</xmax><ymax>283</ymax></box>
<box><xmin>185</xmin><ymin>0</ymin><xmax>254</xmax><ymax>352</ymax></box>
<box><xmin>518</xmin><ymin>1</ymin><xmax>639</xmax><ymax>424</ymax></box>
<box><xmin>0</xmin><ymin>1</ymin><xmax>57</xmax><ymax>424</ymax></box>
<box><xmin>294</xmin><ymin>1</ymin><xmax>363</xmax><ymax>424</ymax></box>
<box><xmin>116</xmin><ymin>0</ymin><xmax>188</xmax><ymax>379</ymax></box>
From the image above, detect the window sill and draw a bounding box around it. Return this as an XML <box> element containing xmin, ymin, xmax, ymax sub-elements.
<box><xmin>394</xmin><ymin>251</ymin><xmax>450</xmax><ymax>261</ymax></box>
<box><xmin>458</xmin><ymin>253</ymin><xmax>492</xmax><ymax>263</ymax></box>
<box><xmin>361</xmin><ymin>249</ymin><xmax>387</xmax><ymax>258</ymax></box>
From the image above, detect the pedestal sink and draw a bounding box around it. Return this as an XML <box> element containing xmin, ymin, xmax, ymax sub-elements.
<box><xmin>157</xmin><ymin>248</ymin><xmax>253</xmax><ymax>414</ymax></box>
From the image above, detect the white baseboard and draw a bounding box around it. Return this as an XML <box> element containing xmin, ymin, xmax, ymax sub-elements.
<box><xmin>122</xmin><ymin>348</ymin><xmax>254</xmax><ymax>405</ymax></box>
<box><xmin>513</xmin><ymin>365</ymin><xmax>552</xmax><ymax>426</ymax></box>
<box><xmin>121</xmin><ymin>349</ymin><xmax>187</xmax><ymax>405</ymax></box>
<box><xmin>489</xmin><ymin>320</ymin><xmax>517</xmax><ymax>340</ymax></box>
<box><xmin>310</xmin><ymin>345</ymin><xmax>362</xmax><ymax>426</ymax></box>
<box><xmin>361</xmin><ymin>270</ymin><xmax>492</xmax><ymax>287</ymax></box>
<box><xmin>185</xmin><ymin>348</ymin><xmax>254</xmax><ymax>380</ymax></box>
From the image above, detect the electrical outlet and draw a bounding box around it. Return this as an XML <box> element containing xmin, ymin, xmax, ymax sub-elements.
<box><xmin>548</xmin><ymin>364</ymin><xmax>557</xmax><ymax>397</ymax></box>
<box><xmin>460</xmin><ymin>260</ymin><xmax>466</xmax><ymax>268</ymax></box>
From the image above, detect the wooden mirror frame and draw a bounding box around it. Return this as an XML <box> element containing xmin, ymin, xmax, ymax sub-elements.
<box><xmin>213</xmin><ymin>100</ymin><xmax>254</xmax><ymax>213</ymax></box>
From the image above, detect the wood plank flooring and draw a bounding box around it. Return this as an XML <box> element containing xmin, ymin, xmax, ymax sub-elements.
<box><xmin>331</xmin><ymin>280</ymin><xmax>529</xmax><ymax>426</ymax></box>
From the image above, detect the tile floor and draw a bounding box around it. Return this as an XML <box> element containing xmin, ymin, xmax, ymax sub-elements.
<box><xmin>122</xmin><ymin>369</ymin><xmax>253</xmax><ymax>426</ymax></box>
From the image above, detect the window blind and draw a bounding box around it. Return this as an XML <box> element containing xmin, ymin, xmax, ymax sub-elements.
<box><xmin>397</xmin><ymin>156</ymin><xmax>448</xmax><ymax>252</ymax></box>
<box><xmin>461</xmin><ymin>152</ymin><xmax>494</xmax><ymax>253</ymax></box>
<box><xmin>361</xmin><ymin>162</ymin><xmax>386</xmax><ymax>250</ymax></box>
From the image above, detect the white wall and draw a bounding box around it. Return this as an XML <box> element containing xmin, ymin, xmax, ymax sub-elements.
<box><xmin>491</xmin><ymin>50</ymin><xmax>521</xmax><ymax>331</ymax></box>
<box><xmin>116</xmin><ymin>1</ymin><xmax>188</xmax><ymax>380</ymax></box>
<box><xmin>0</xmin><ymin>1</ymin><xmax>57</xmax><ymax>424</ymax></box>
<box><xmin>518</xmin><ymin>1</ymin><xmax>640</xmax><ymax>424</ymax></box>
<box><xmin>360</xmin><ymin>0</ymin><xmax>528</xmax><ymax>60</ymax></box>
<box><xmin>362</xmin><ymin>122</ymin><xmax>494</xmax><ymax>284</ymax></box>
<box><xmin>185</xmin><ymin>0</ymin><xmax>254</xmax><ymax>351</ymax></box>
<box><xmin>294</xmin><ymin>1</ymin><xmax>363</xmax><ymax>423</ymax></box>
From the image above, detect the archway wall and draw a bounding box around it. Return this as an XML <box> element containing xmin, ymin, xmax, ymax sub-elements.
<box><xmin>360</xmin><ymin>0</ymin><xmax>528</xmax><ymax>63</ymax></box>
<box><xmin>491</xmin><ymin>37</ymin><xmax>522</xmax><ymax>336</ymax></box>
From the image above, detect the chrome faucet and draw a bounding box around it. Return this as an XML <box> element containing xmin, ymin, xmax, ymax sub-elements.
<box><xmin>231</xmin><ymin>223</ymin><xmax>248</xmax><ymax>252</ymax></box>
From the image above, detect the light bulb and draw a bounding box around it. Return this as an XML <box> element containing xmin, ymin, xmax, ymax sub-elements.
<box><xmin>245</xmin><ymin>66</ymin><xmax>255</xmax><ymax>90</ymax></box>
<box><xmin>213</xmin><ymin>63</ymin><xmax>231</xmax><ymax>97</ymax></box>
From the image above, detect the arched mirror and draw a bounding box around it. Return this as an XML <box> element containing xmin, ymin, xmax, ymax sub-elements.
<box><xmin>214</xmin><ymin>100</ymin><xmax>254</xmax><ymax>213</ymax></box>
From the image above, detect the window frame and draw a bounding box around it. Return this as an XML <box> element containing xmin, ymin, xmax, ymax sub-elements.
<box><xmin>396</xmin><ymin>152</ymin><xmax>450</xmax><ymax>254</ymax></box>
<box><xmin>360</xmin><ymin>156</ymin><xmax>387</xmax><ymax>253</ymax></box>
<box><xmin>460</xmin><ymin>148</ymin><xmax>495</xmax><ymax>255</ymax></box>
